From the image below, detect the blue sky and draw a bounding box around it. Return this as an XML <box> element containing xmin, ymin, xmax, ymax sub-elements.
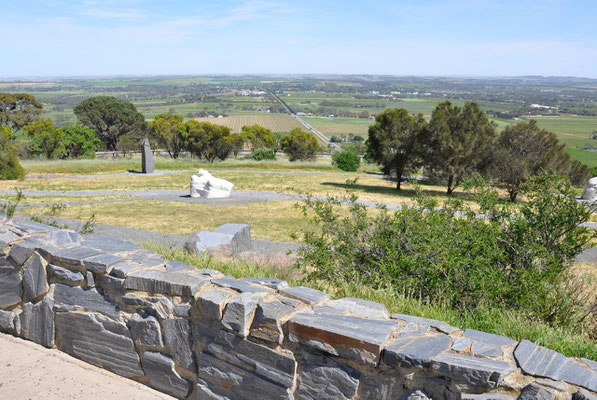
<box><xmin>2</xmin><ymin>0</ymin><xmax>596</xmax><ymax>78</ymax></box>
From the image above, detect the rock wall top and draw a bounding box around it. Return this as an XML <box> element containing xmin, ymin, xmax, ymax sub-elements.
<box><xmin>0</xmin><ymin>218</ymin><xmax>596</xmax><ymax>400</ymax></box>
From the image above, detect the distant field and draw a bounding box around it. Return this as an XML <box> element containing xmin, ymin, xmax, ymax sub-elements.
<box><xmin>193</xmin><ymin>114</ymin><xmax>301</xmax><ymax>133</ymax></box>
<box><xmin>303</xmin><ymin>117</ymin><xmax>371</xmax><ymax>136</ymax></box>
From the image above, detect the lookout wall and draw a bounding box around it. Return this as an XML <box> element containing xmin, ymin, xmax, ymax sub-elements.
<box><xmin>0</xmin><ymin>218</ymin><xmax>596</xmax><ymax>400</ymax></box>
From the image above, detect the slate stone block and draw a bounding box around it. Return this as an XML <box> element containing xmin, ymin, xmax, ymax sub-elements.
<box><xmin>197</xmin><ymin>352</ymin><xmax>293</xmax><ymax>400</ymax></box>
<box><xmin>0</xmin><ymin>262</ymin><xmax>21</xmax><ymax>309</ymax></box>
<box><xmin>165</xmin><ymin>260</ymin><xmax>194</xmax><ymax>272</ymax></box>
<box><xmin>0</xmin><ymin>231</ymin><xmax>19</xmax><ymax>251</ymax></box>
<box><xmin>125</xmin><ymin>269</ymin><xmax>209</xmax><ymax>297</ymax></box>
<box><xmin>53</xmin><ymin>283</ymin><xmax>120</xmax><ymax>319</ymax></box>
<box><xmin>162</xmin><ymin>318</ymin><xmax>196</xmax><ymax>372</ymax></box>
<box><xmin>22</xmin><ymin>253</ymin><xmax>49</xmax><ymax>302</ymax></box>
<box><xmin>195</xmin><ymin>317</ymin><xmax>222</xmax><ymax>348</ymax></box>
<box><xmin>517</xmin><ymin>383</ymin><xmax>556</xmax><ymax>400</ymax></box>
<box><xmin>97</xmin><ymin>274</ymin><xmax>125</xmax><ymax>293</ymax></box>
<box><xmin>8</xmin><ymin>240</ymin><xmax>37</xmax><ymax>265</ymax></box>
<box><xmin>430</xmin><ymin>353</ymin><xmax>515</xmax><ymax>386</ymax></box>
<box><xmin>111</xmin><ymin>261</ymin><xmax>156</xmax><ymax>278</ymax></box>
<box><xmin>128</xmin><ymin>313</ymin><xmax>163</xmax><ymax>347</ymax></box>
<box><xmin>288</xmin><ymin>313</ymin><xmax>398</xmax><ymax>366</ymax></box>
<box><xmin>391</xmin><ymin>313</ymin><xmax>459</xmax><ymax>334</ymax></box>
<box><xmin>452</xmin><ymin>338</ymin><xmax>473</xmax><ymax>352</ymax></box>
<box><xmin>82</xmin><ymin>235</ymin><xmax>141</xmax><ymax>254</ymax></box>
<box><xmin>399</xmin><ymin>390</ymin><xmax>431</xmax><ymax>400</ymax></box>
<box><xmin>221</xmin><ymin>292</ymin><xmax>260</xmax><ymax>337</ymax></box>
<box><xmin>207</xmin><ymin>330</ymin><xmax>296</xmax><ymax>388</ymax></box>
<box><xmin>174</xmin><ymin>304</ymin><xmax>191</xmax><ymax>318</ymax></box>
<box><xmin>211</xmin><ymin>277</ymin><xmax>274</xmax><ymax>294</ymax></box>
<box><xmin>46</xmin><ymin>230</ymin><xmax>82</xmax><ymax>247</ymax></box>
<box><xmin>142</xmin><ymin>351</ymin><xmax>192</xmax><ymax>399</ymax></box>
<box><xmin>295</xmin><ymin>351</ymin><xmax>360</xmax><ymax>400</ymax></box>
<box><xmin>514</xmin><ymin>340</ymin><xmax>597</xmax><ymax>393</ymax></box>
<box><xmin>122</xmin><ymin>295</ymin><xmax>147</xmax><ymax>307</ymax></box>
<box><xmin>251</xmin><ymin>300</ymin><xmax>296</xmax><ymax>343</ymax></box>
<box><xmin>83</xmin><ymin>253</ymin><xmax>125</xmax><ymax>274</ymax></box>
<box><xmin>471</xmin><ymin>342</ymin><xmax>503</xmax><ymax>358</ymax></box>
<box><xmin>573</xmin><ymin>390</ymin><xmax>597</xmax><ymax>400</ymax></box>
<box><xmin>55</xmin><ymin>311</ymin><xmax>144</xmax><ymax>378</ymax></box>
<box><xmin>394</xmin><ymin>322</ymin><xmax>430</xmax><ymax>337</ymax></box>
<box><xmin>463</xmin><ymin>329</ymin><xmax>517</xmax><ymax>347</ymax></box>
<box><xmin>47</xmin><ymin>264</ymin><xmax>85</xmax><ymax>284</ymax></box>
<box><xmin>241</xmin><ymin>277</ymin><xmax>289</xmax><ymax>290</ymax></box>
<box><xmin>279</xmin><ymin>286</ymin><xmax>330</xmax><ymax>305</ymax></box>
<box><xmin>461</xmin><ymin>394</ymin><xmax>514</xmax><ymax>400</ymax></box>
<box><xmin>12</xmin><ymin>219</ymin><xmax>58</xmax><ymax>234</ymax></box>
<box><xmin>146</xmin><ymin>296</ymin><xmax>174</xmax><ymax>319</ymax></box>
<box><xmin>0</xmin><ymin>309</ymin><xmax>21</xmax><ymax>335</ymax></box>
<box><xmin>384</xmin><ymin>334</ymin><xmax>452</xmax><ymax>368</ymax></box>
<box><xmin>583</xmin><ymin>358</ymin><xmax>597</xmax><ymax>372</ymax></box>
<box><xmin>213</xmin><ymin>223</ymin><xmax>252</xmax><ymax>253</ymax></box>
<box><xmin>196</xmin><ymin>288</ymin><xmax>235</xmax><ymax>320</ymax></box>
<box><xmin>141</xmin><ymin>138</ymin><xmax>154</xmax><ymax>173</ymax></box>
<box><xmin>324</xmin><ymin>297</ymin><xmax>389</xmax><ymax>319</ymax></box>
<box><xmin>21</xmin><ymin>297</ymin><xmax>55</xmax><ymax>348</ymax></box>
<box><xmin>86</xmin><ymin>271</ymin><xmax>95</xmax><ymax>288</ymax></box>
<box><xmin>52</xmin><ymin>245</ymin><xmax>103</xmax><ymax>267</ymax></box>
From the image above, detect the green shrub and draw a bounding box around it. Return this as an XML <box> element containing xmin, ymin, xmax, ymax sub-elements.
<box><xmin>0</xmin><ymin>127</ymin><xmax>24</xmax><ymax>180</ymax></box>
<box><xmin>296</xmin><ymin>173</ymin><xmax>596</xmax><ymax>331</ymax></box>
<box><xmin>281</xmin><ymin>128</ymin><xmax>321</xmax><ymax>161</ymax></box>
<box><xmin>252</xmin><ymin>147</ymin><xmax>276</xmax><ymax>161</ymax></box>
<box><xmin>332</xmin><ymin>147</ymin><xmax>361</xmax><ymax>171</ymax></box>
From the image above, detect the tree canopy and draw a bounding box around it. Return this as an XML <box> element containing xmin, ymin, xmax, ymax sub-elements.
<box><xmin>366</xmin><ymin>108</ymin><xmax>427</xmax><ymax>189</ymax></box>
<box><xmin>73</xmin><ymin>96</ymin><xmax>146</xmax><ymax>151</ymax></box>
<box><xmin>491</xmin><ymin>120</ymin><xmax>571</xmax><ymax>201</ymax></box>
<box><xmin>148</xmin><ymin>113</ymin><xmax>186</xmax><ymax>158</ymax></box>
<box><xmin>241</xmin><ymin>124</ymin><xmax>276</xmax><ymax>151</ymax></box>
<box><xmin>281</xmin><ymin>128</ymin><xmax>321</xmax><ymax>161</ymax></box>
<box><xmin>0</xmin><ymin>93</ymin><xmax>43</xmax><ymax>131</ymax></box>
<box><xmin>184</xmin><ymin>121</ymin><xmax>233</xmax><ymax>162</ymax></box>
<box><xmin>0</xmin><ymin>127</ymin><xmax>24</xmax><ymax>180</ymax></box>
<box><xmin>24</xmin><ymin>119</ymin><xmax>100</xmax><ymax>159</ymax></box>
<box><xmin>426</xmin><ymin>101</ymin><xmax>496</xmax><ymax>194</ymax></box>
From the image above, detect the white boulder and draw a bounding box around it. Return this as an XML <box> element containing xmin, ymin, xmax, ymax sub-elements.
<box><xmin>581</xmin><ymin>177</ymin><xmax>597</xmax><ymax>201</ymax></box>
<box><xmin>190</xmin><ymin>169</ymin><xmax>233</xmax><ymax>199</ymax></box>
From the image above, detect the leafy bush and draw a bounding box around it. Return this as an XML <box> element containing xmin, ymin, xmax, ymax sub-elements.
<box><xmin>281</xmin><ymin>128</ymin><xmax>321</xmax><ymax>161</ymax></box>
<box><xmin>296</xmin><ymin>173</ymin><xmax>596</xmax><ymax>331</ymax></box>
<box><xmin>252</xmin><ymin>147</ymin><xmax>276</xmax><ymax>161</ymax></box>
<box><xmin>0</xmin><ymin>127</ymin><xmax>24</xmax><ymax>180</ymax></box>
<box><xmin>332</xmin><ymin>146</ymin><xmax>361</xmax><ymax>171</ymax></box>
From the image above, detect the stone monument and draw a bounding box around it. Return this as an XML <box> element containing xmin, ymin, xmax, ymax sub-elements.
<box><xmin>190</xmin><ymin>169</ymin><xmax>233</xmax><ymax>198</ymax></box>
<box><xmin>581</xmin><ymin>177</ymin><xmax>597</xmax><ymax>201</ymax></box>
<box><xmin>141</xmin><ymin>138</ymin><xmax>154</xmax><ymax>174</ymax></box>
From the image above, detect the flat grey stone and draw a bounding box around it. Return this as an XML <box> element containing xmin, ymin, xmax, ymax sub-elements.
<box><xmin>0</xmin><ymin>262</ymin><xmax>21</xmax><ymax>308</ymax></box>
<box><xmin>211</xmin><ymin>277</ymin><xmax>274</xmax><ymax>294</ymax></box>
<box><xmin>51</xmin><ymin>245</ymin><xmax>103</xmax><ymax>267</ymax></box>
<box><xmin>430</xmin><ymin>353</ymin><xmax>515</xmax><ymax>386</ymax></box>
<box><xmin>461</xmin><ymin>394</ymin><xmax>514</xmax><ymax>400</ymax></box>
<box><xmin>186</xmin><ymin>224</ymin><xmax>252</xmax><ymax>256</ymax></box>
<box><xmin>251</xmin><ymin>300</ymin><xmax>296</xmax><ymax>343</ymax></box>
<box><xmin>453</xmin><ymin>338</ymin><xmax>473</xmax><ymax>352</ymax></box>
<box><xmin>221</xmin><ymin>292</ymin><xmax>261</xmax><ymax>337</ymax></box>
<box><xmin>196</xmin><ymin>268</ymin><xmax>222</xmax><ymax>277</ymax></box>
<box><xmin>82</xmin><ymin>235</ymin><xmax>140</xmax><ymax>253</ymax></box>
<box><xmin>295</xmin><ymin>351</ymin><xmax>360</xmax><ymax>400</ymax></box>
<box><xmin>111</xmin><ymin>261</ymin><xmax>157</xmax><ymax>278</ymax></box>
<box><xmin>395</xmin><ymin>322</ymin><xmax>431</xmax><ymax>337</ymax></box>
<box><xmin>46</xmin><ymin>230</ymin><xmax>82</xmax><ymax>247</ymax></box>
<box><xmin>165</xmin><ymin>260</ymin><xmax>194</xmax><ymax>272</ymax></box>
<box><xmin>534</xmin><ymin>379</ymin><xmax>567</xmax><ymax>392</ymax></box>
<box><xmin>8</xmin><ymin>240</ymin><xmax>37</xmax><ymax>265</ymax></box>
<box><xmin>47</xmin><ymin>264</ymin><xmax>85</xmax><ymax>284</ymax></box>
<box><xmin>194</xmin><ymin>317</ymin><xmax>222</xmax><ymax>347</ymax></box>
<box><xmin>127</xmin><ymin>313</ymin><xmax>163</xmax><ymax>347</ymax></box>
<box><xmin>472</xmin><ymin>342</ymin><xmax>503</xmax><ymax>358</ymax></box>
<box><xmin>0</xmin><ymin>231</ymin><xmax>19</xmax><ymax>250</ymax></box>
<box><xmin>97</xmin><ymin>274</ymin><xmax>125</xmax><ymax>292</ymax></box>
<box><xmin>324</xmin><ymin>297</ymin><xmax>389</xmax><ymax>319</ymax></box>
<box><xmin>146</xmin><ymin>296</ymin><xmax>174</xmax><ymax>319</ymax></box>
<box><xmin>391</xmin><ymin>313</ymin><xmax>460</xmax><ymax>334</ymax></box>
<box><xmin>384</xmin><ymin>335</ymin><xmax>452</xmax><ymax>368</ymax></box>
<box><xmin>22</xmin><ymin>253</ymin><xmax>49</xmax><ymax>302</ymax></box>
<box><xmin>21</xmin><ymin>297</ymin><xmax>55</xmax><ymax>348</ymax></box>
<box><xmin>197</xmin><ymin>352</ymin><xmax>293</xmax><ymax>400</ymax></box>
<box><xmin>86</xmin><ymin>271</ymin><xmax>95</xmax><ymax>287</ymax></box>
<box><xmin>573</xmin><ymin>390</ymin><xmax>597</xmax><ymax>400</ymax></box>
<box><xmin>12</xmin><ymin>219</ymin><xmax>58</xmax><ymax>234</ymax></box>
<box><xmin>463</xmin><ymin>329</ymin><xmax>517</xmax><ymax>347</ymax></box>
<box><xmin>213</xmin><ymin>223</ymin><xmax>252</xmax><ymax>253</ymax></box>
<box><xmin>121</xmin><ymin>295</ymin><xmax>147</xmax><ymax>307</ymax></box>
<box><xmin>515</xmin><ymin>340</ymin><xmax>597</xmax><ymax>392</ymax></box>
<box><xmin>142</xmin><ymin>351</ymin><xmax>191</xmax><ymax>398</ymax></box>
<box><xmin>54</xmin><ymin>283</ymin><xmax>120</xmax><ymax>319</ymax></box>
<box><xmin>56</xmin><ymin>311</ymin><xmax>144</xmax><ymax>378</ymax></box>
<box><xmin>174</xmin><ymin>304</ymin><xmax>191</xmax><ymax>317</ymax></box>
<box><xmin>83</xmin><ymin>253</ymin><xmax>125</xmax><ymax>274</ymax></box>
<box><xmin>279</xmin><ymin>286</ymin><xmax>330</xmax><ymax>305</ymax></box>
<box><xmin>583</xmin><ymin>358</ymin><xmax>597</xmax><ymax>372</ymax></box>
<box><xmin>518</xmin><ymin>383</ymin><xmax>556</xmax><ymax>400</ymax></box>
<box><xmin>208</xmin><ymin>329</ymin><xmax>296</xmax><ymax>387</ymax></box>
<box><xmin>125</xmin><ymin>269</ymin><xmax>209</xmax><ymax>296</ymax></box>
<box><xmin>0</xmin><ymin>309</ymin><xmax>20</xmax><ymax>335</ymax></box>
<box><xmin>288</xmin><ymin>313</ymin><xmax>398</xmax><ymax>366</ymax></box>
<box><xmin>162</xmin><ymin>318</ymin><xmax>196</xmax><ymax>371</ymax></box>
<box><xmin>313</xmin><ymin>306</ymin><xmax>349</xmax><ymax>316</ymax></box>
<box><xmin>241</xmin><ymin>277</ymin><xmax>289</xmax><ymax>290</ymax></box>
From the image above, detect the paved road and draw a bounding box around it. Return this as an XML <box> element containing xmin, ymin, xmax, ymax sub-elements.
<box><xmin>269</xmin><ymin>91</ymin><xmax>342</xmax><ymax>151</ymax></box>
<box><xmin>0</xmin><ymin>333</ymin><xmax>174</xmax><ymax>400</ymax></box>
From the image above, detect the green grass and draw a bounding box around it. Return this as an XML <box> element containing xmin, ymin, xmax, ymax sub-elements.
<box><xmin>144</xmin><ymin>243</ymin><xmax>597</xmax><ymax>360</ymax></box>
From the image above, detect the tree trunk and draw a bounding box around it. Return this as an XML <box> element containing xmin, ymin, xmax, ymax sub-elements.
<box><xmin>447</xmin><ymin>175</ymin><xmax>454</xmax><ymax>195</ymax></box>
<box><xmin>395</xmin><ymin>162</ymin><xmax>405</xmax><ymax>190</ymax></box>
<box><xmin>509</xmin><ymin>189</ymin><xmax>518</xmax><ymax>202</ymax></box>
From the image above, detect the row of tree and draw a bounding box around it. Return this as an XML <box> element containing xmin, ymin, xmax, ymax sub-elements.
<box><xmin>366</xmin><ymin>102</ymin><xmax>592</xmax><ymax>200</ymax></box>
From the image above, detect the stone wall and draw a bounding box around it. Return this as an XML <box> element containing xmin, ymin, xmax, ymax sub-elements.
<box><xmin>0</xmin><ymin>218</ymin><xmax>596</xmax><ymax>400</ymax></box>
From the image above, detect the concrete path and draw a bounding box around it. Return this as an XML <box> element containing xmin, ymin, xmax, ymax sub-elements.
<box><xmin>0</xmin><ymin>333</ymin><xmax>174</xmax><ymax>400</ymax></box>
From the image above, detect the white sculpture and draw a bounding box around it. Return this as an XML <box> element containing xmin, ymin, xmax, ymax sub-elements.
<box><xmin>581</xmin><ymin>177</ymin><xmax>597</xmax><ymax>201</ymax></box>
<box><xmin>190</xmin><ymin>169</ymin><xmax>233</xmax><ymax>199</ymax></box>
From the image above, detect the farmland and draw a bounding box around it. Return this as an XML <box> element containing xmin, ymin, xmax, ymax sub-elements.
<box><xmin>193</xmin><ymin>114</ymin><xmax>301</xmax><ymax>133</ymax></box>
